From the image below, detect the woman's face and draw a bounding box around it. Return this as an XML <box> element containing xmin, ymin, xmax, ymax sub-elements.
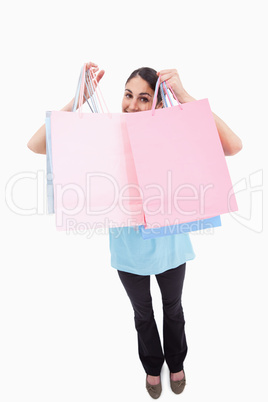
<box><xmin>122</xmin><ymin>76</ymin><xmax>161</xmax><ymax>113</ymax></box>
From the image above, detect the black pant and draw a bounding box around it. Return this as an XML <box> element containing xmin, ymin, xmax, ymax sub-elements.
<box><xmin>117</xmin><ymin>263</ymin><xmax>187</xmax><ymax>376</ymax></box>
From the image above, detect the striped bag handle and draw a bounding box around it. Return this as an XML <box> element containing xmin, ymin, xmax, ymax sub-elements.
<box><xmin>72</xmin><ymin>63</ymin><xmax>110</xmax><ymax>114</ymax></box>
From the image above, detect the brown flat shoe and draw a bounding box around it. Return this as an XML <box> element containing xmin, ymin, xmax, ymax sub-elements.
<box><xmin>170</xmin><ymin>372</ymin><xmax>186</xmax><ymax>395</ymax></box>
<box><xmin>146</xmin><ymin>376</ymin><xmax>162</xmax><ymax>399</ymax></box>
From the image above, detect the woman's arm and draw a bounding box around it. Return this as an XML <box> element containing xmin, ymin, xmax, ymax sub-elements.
<box><xmin>27</xmin><ymin>99</ymin><xmax>74</xmax><ymax>155</ymax></box>
<box><xmin>27</xmin><ymin>62</ymin><xmax>105</xmax><ymax>155</ymax></box>
<box><xmin>158</xmin><ymin>69</ymin><xmax>243</xmax><ymax>156</ymax></box>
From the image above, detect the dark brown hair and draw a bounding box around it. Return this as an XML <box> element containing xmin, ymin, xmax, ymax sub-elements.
<box><xmin>125</xmin><ymin>67</ymin><xmax>162</xmax><ymax>105</ymax></box>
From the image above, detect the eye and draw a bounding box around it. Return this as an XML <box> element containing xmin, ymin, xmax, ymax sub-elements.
<box><xmin>125</xmin><ymin>93</ymin><xmax>132</xmax><ymax>99</ymax></box>
<box><xmin>140</xmin><ymin>97</ymin><xmax>149</xmax><ymax>103</ymax></box>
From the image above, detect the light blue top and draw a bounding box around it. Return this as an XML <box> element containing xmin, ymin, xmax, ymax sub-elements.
<box><xmin>108</xmin><ymin>226</ymin><xmax>196</xmax><ymax>276</ymax></box>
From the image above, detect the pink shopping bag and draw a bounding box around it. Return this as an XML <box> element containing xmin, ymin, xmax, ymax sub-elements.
<box><xmin>50</xmin><ymin>112</ymin><xmax>145</xmax><ymax>231</ymax></box>
<box><xmin>125</xmin><ymin>78</ymin><xmax>238</xmax><ymax>228</ymax></box>
<box><xmin>49</xmin><ymin>66</ymin><xmax>145</xmax><ymax>231</ymax></box>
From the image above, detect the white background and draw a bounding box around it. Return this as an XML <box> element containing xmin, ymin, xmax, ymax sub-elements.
<box><xmin>1</xmin><ymin>0</ymin><xmax>267</xmax><ymax>401</ymax></box>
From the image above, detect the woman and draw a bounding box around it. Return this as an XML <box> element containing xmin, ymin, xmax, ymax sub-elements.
<box><xmin>27</xmin><ymin>62</ymin><xmax>243</xmax><ymax>399</ymax></box>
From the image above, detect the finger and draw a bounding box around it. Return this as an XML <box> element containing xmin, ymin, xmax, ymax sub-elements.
<box><xmin>88</xmin><ymin>70</ymin><xmax>98</xmax><ymax>90</ymax></box>
<box><xmin>86</xmin><ymin>67</ymin><xmax>99</xmax><ymax>75</ymax></box>
<box><xmin>96</xmin><ymin>70</ymin><xmax>105</xmax><ymax>83</ymax></box>
<box><xmin>85</xmin><ymin>63</ymin><xmax>99</xmax><ymax>74</ymax></box>
<box><xmin>158</xmin><ymin>72</ymin><xmax>175</xmax><ymax>83</ymax></box>
<box><xmin>85</xmin><ymin>61</ymin><xmax>98</xmax><ymax>68</ymax></box>
<box><xmin>157</xmin><ymin>69</ymin><xmax>177</xmax><ymax>76</ymax></box>
<box><xmin>86</xmin><ymin>72</ymin><xmax>96</xmax><ymax>94</ymax></box>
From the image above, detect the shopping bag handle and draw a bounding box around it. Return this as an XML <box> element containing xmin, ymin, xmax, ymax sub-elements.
<box><xmin>72</xmin><ymin>64</ymin><xmax>94</xmax><ymax>112</ymax></box>
<box><xmin>72</xmin><ymin>63</ymin><xmax>110</xmax><ymax>114</ymax></box>
<box><xmin>72</xmin><ymin>66</ymin><xmax>85</xmax><ymax>112</ymax></box>
<box><xmin>152</xmin><ymin>76</ymin><xmax>183</xmax><ymax>115</ymax></box>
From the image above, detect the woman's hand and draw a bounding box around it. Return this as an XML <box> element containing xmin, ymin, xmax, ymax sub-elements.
<box><xmin>85</xmin><ymin>61</ymin><xmax>105</xmax><ymax>93</ymax></box>
<box><xmin>81</xmin><ymin>61</ymin><xmax>105</xmax><ymax>104</ymax></box>
<box><xmin>69</xmin><ymin>62</ymin><xmax>105</xmax><ymax>110</ymax></box>
<box><xmin>157</xmin><ymin>69</ymin><xmax>193</xmax><ymax>104</ymax></box>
